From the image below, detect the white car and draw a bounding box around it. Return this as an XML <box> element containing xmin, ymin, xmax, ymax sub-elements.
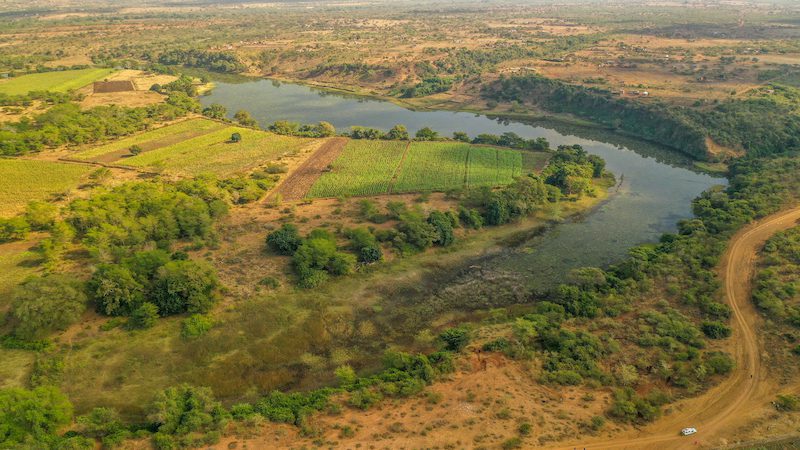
<box><xmin>681</xmin><ymin>427</ymin><xmax>698</xmax><ymax>436</ymax></box>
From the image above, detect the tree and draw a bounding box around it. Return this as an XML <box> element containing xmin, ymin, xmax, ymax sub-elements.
<box><xmin>11</xmin><ymin>275</ymin><xmax>87</xmax><ymax>340</ymax></box>
<box><xmin>315</xmin><ymin>121</ymin><xmax>336</xmax><ymax>137</ymax></box>
<box><xmin>201</xmin><ymin>103</ymin><xmax>227</xmax><ymax>120</ymax></box>
<box><xmin>233</xmin><ymin>110</ymin><xmax>257</xmax><ymax>127</ymax></box>
<box><xmin>266</xmin><ymin>224</ymin><xmax>302</xmax><ymax>255</ymax></box>
<box><xmin>149</xmin><ymin>83</ymin><xmax>162</xmax><ymax>92</ymax></box>
<box><xmin>129</xmin><ymin>144</ymin><xmax>143</xmax><ymax>155</ymax></box>
<box><xmin>439</xmin><ymin>327</ymin><xmax>470</xmax><ymax>352</ymax></box>
<box><xmin>230</xmin><ymin>132</ymin><xmax>242</xmax><ymax>143</ymax></box>
<box><xmin>453</xmin><ymin>131</ymin><xmax>470</xmax><ymax>142</ymax></box>
<box><xmin>0</xmin><ymin>386</ymin><xmax>73</xmax><ymax>447</ymax></box>
<box><xmin>151</xmin><ymin>260</ymin><xmax>219</xmax><ymax>315</ymax></box>
<box><xmin>385</xmin><ymin>124</ymin><xmax>409</xmax><ymax>140</ymax></box>
<box><xmin>0</xmin><ymin>217</ymin><xmax>30</xmax><ymax>243</ymax></box>
<box><xmin>415</xmin><ymin>127</ymin><xmax>439</xmax><ymax>141</ymax></box>
<box><xmin>428</xmin><ymin>211</ymin><xmax>455</xmax><ymax>246</ymax></box>
<box><xmin>89</xmin><ymin>264</ymin><xmax>144</xmax><ymax>316</ymax></box>
<box><xmin>147</xmin><ymin>385</ymin><xmax>227</xmax><ymax>438</ymax></box>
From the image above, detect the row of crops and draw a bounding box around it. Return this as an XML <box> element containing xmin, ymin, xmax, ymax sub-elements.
<box><xmin>307</xmin><ymin>140</ymin><xmax>526</xmax><ymax>198</ymax></box>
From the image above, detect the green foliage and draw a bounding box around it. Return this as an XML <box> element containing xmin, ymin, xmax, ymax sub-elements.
<box><xmin>157</xmin><ymin>49</ymin><xmax>245</xmax><ymax>73</ymax></box>
<box><xmin>428</xmin><ymin>211</ymin><xmax>455</xmax><ymax>246</ymax></box>
<box><xmin>0</xmin><ymin>386</ymin><xmax>73</xmax><ymax>448</ymax></box>
<box><xmin>608</xmin><ymin>388</ymin><xmax>666</xmax><ymax>423</ymax></box>
<box><xmin>181</xmin><ymin>315</ymin><xmax>214</xmax><ymax>339</ymax></box>
<box><xmin>385</xmin><ymin>124</ymin><xmax>409</xmax><ymax>140</ymax></box>
<box><xmin>151</xmin><ymin>260</ymin><xmax>219</xmax><ymax>316</ymax></box>
<box><xmin>147</xmin><ymin>385</ymin><xmax>228</xmax><ymax>446</ymax></box>
<box><xmin>0</xmin><ymin>216</ymin><xmax>30</xmax><ymax>243</ymax></box>
<box><xmin>67</xmin><ymin>181</ymin><xmax>224</xmax><ymax>261</ymax></box>
<box><xmin>128</xmin><ymin>303</ymin><xmax>159</xmax><ymax>330</ymax></box>
<box><xmin>401</xmin><ymin>77</ymin><xmax>453</xmax><ymax>98</ymax></box>
<box><xmin>266</xmin><ymin>224</ymin><xmax>302</xmax><ymax>255</ymax></box>
<box><xmin>414</xmin><ymin>127</ymin><xmax>439</xmax><ymax>141</ymax></box>
<box><xmin>255</xmin><ymin>390</ymin><xmax>331</xmax><ymax>425</ymax></box>
<box><xmin>775</xmin><ymin>394</ymin><xmax>800</xmax><ymax>412</ymax></box>
<box><xmin>439</xmin><ymin>326</ymin><xmax>470</xmax><ymax>352</ymax></box>
<box><xmin>346</xmin><ymin>228</ymin><xmax>383</xmax><ymax>264</ymax></box>
<box><xmin>11</xmin><ymin>275</ymin><xmax>87</xmax><ymax>340</ymax></box>
<box><xmin>202</xmin><ymin>103</ymin><xmax>227</xmax><ymax>120</ymax></box>
<box><xmin>76</xmin><ymin>407</ymin><xmax>129</xmax><ymax>448</ymax></box>
<box><xmin>701</xmin><ymin>321</ymin><xmax>732</xmax><ymax>339</ymax></box>
<box><xmin>24</xmin><ymin>201</ymin><xmax>57</xmax><ymax>231</ymax></box>
<box><xmin>753</xmin><ymin>227</ymin><xmax>800</xmax><ymax>328</ymax></box>
<box><xmin>89</xmin><ymin>264</ymin><xmax>144</xmax><ymax>316</ymax></box>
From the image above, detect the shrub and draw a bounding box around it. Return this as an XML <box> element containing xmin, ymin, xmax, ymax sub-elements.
<box><xmin>439</xmin><ymin>326</ymin><xmax>470</xmax><ymax>352</ymax></box>
<box><xmin>775</xmin><ymin>394</ymin><xmax>800</xmax><ymax>411</ymax></box>
<box><xmin>24</xmin><ymin>201</ymin><xmax>58</xmax><ymax>231</ymax></box>
<box><xmin>701</xmin><ymin>321</ymin><xmax>732</xmax><ymax>339</ymax></box>
<box><xmin>181</xmin><ymin>315</ymin><xmax>214</xmax><ymax>339</ymax></box>
<box><xmin>266</xmin><ymin>224</ymin><xmax>302</xmax><ymax>255</ymax></box>
<box><xmin>0</xmin><ymin>216</ymin><xmax>30</xmax><ymax>243</ymax></box>
<box><xmin>89</xmin><ymin>264</ymin><xmax>144</xmax><ymax>316</ymax></box>
<box><xmin>128</xmin><ymin>303</ymin><xmax>159</xmax><ymax>330</ymax></box>
<box><xmin>148</xmin><ymin>385</ymin><xmax>228</xmax><ymax>438</ymax></box>
<box><xmin>230</xmin><ymin>132</ymin><xmax>241</xmax><ymax>143</ymax></box>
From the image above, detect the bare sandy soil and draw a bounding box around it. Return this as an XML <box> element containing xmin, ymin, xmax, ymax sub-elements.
<box><xmin>269</xmin><ymin>137</ymin><xmax>348</xmax><ymax>201</ymax></box>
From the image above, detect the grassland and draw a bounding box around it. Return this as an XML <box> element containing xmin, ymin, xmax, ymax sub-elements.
<box><xmin>0</xmin><ymin>68</ymin><xmax>115</xmax><ymax>95</ymax></box>
<box><xmin>307</xmin><ymin>140</ymin><xmax>407</xmax><ymax>198</ymax></box>
<box><xmin>0</xmin><ymin>159</ymin><xmax>91</xmax><ymax>217</ymax></box>
<box><xmin>307</xmin><ymin>141</ymin><xmax>533</xmax><ymax>197</ymax></box>
<box><xmin>73</xmin><ymin>118</ymin><xmax>311</xmax><ymax>177</ymax></box>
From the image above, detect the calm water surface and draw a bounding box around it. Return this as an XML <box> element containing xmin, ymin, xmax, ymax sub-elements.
<box><xmin>202</xmin><ymin>79</ymin><xmax>726</xmax><ymax>286</ymax></box>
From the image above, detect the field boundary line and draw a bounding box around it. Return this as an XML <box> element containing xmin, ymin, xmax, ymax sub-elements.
<box><xmin>387</xmin><ymin>140</ymin><xmax>412</xmax><ymax>195</ymax></box>
<box><xmin>56</xmin><ymin>157</ymin><xmax>156</xmax><ymax>174</ymax></box>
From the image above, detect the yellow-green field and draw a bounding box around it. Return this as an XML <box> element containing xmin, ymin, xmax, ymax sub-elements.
<box><xmin>308</xmin><ymin>140</ymin><xmax>529</xmax><ymax>197</ymax></box>
<box><xmin>0</xmin><ymin>159</ymin><xmax>92</xmax><ymax>217</ymax></box>
<box><xmin>0</xmin><ymin>68</ymin><xmax>116</xmax><ymax>95</ymax></box>
<box><xmin>73</xmin><ymin>118</ymin><xmax>312</xmax><ymax>176</ymax></box>
<box><xmin>72</xmin><ymin>118</ymin><xmax>226</xmax><ymax>162</ymax></box>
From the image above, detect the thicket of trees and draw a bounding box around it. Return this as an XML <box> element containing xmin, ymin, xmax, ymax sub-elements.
<box><xmin>484</xmin><ymin>75</ymin><xmax>800</xmax><ymax>161</ymax></box>
<box><xmin>483</xmin><ymin>74</ymin><xmax>710</xmax><ymax>160</ymax></box>
<box><xmin>156</xmin><ymin>49</ymin><xmax>246</xmax><ymax>73</ymax></box>
<box><xmin>753</xmin><ymin>226</ymin><xmax>800</xmax><ymax>328</ymax></box>
<box><xmin>0</xmin><ymin>93</ymin><xmax>200</xmax><ymax>155</ymax></box>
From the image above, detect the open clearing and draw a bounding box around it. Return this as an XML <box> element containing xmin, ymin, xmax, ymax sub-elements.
<box><xmin>0</xmin><ymin>159</ymin><xmax>92</xmax><ymax>217</ymax></box>
<box><xmin>0</xmin><ymin>68</ymin><xmax>115</xmax><ymax>95</ymax></box>
<box><xmin>307</xmin><ymin>140</ymin><xmax>527</xmax><ymax>198</ymax></box>
<box><xmin>72</xmin><ymin>118</ymin><xmax>311</xmax><ymax>176</ymax></box>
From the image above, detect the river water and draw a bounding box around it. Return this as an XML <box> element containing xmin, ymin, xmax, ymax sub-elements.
<box><xmin>201</xmin><ymin>78</ymin><xmax>726</xmax><ymax>286</ymax></box>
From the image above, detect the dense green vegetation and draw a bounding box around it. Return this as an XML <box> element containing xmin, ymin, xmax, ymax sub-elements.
<box><xmin>156</xmin><ymin>49</ymin><xmax>245</xmax><ymax>74</ymax></box>
<box><xmin>485</xmin><ymin>75</ymin><xmax>800</xmax><ymax>161</ymax></box>
<box><xmin>754</xmin><ymin>226</ymin><xmax>800</xmax><ymax>328</ymax></box>
<box><xmin>0</xmin><ymin>93</ymin><xmax>200</xmax><ymax>156</ymax></box>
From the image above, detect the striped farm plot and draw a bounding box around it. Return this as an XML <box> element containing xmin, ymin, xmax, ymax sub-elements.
<box><xmin>307</xmin><ymin>140</ymin><xmax>408</xmax><ymax>198</ymax></box>
<box><xmin>122</xmin><ymin>127</ymin><xmax>312</xmax><ymax>177</ymax></box>
<box><xmin>307</xmin><ymin>140</ymin><xmax>531</xmax><ymax>198</ymax></box>
<box><xmin>72</xmin><ymin>118</ymin><xmax>226</xmax><ymax>163</ymax></box>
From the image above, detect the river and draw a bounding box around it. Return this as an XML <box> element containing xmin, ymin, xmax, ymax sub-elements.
<box><xmin>201</xmin><ymin>78</ymin><xmax>726</xmax><ymax>287</ymax></box>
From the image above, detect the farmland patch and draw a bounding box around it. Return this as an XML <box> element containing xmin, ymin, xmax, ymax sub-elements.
<box><xmin>0</xmin><ymin>68</ymin><xmax>115</xmax><ymax>95</ymax></box>
<box><xmin>0</xmin><ymin>159</ymin><xmax>91</xmax><ymax>217</ymax></box>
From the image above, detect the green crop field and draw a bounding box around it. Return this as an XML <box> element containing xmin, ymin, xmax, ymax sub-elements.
<box><xmin>307</xmin><ymin>140</ymin><xmax>532</xmax><ymax>197</ymax></box>
<box><xmin>122</xmin><ymin>126</ymin><xmax>310</xmax><ymax>176</ymax></box>
<box><xmin>0</xmin><ymin>68</ymin><xmax>116</xmax><ymax>95</ymax></box>
<box><xmin>392</xmin><ymin>142</ymin><xmax>470</xmax><ymax>193</ymax></box>
<box><xmin>72</xmin><ymin>118</ymin><xmax>225</xmax><ymax>162</ymax></box>
<box><xmin>0</xmin><ymin>159</ymin><xmax>91</xmax><ymax>217</ymax></box>
<box><xmin>308</xmin><ymin>140</ymin><xmax>407</xmax><ymax>197</ymax></box>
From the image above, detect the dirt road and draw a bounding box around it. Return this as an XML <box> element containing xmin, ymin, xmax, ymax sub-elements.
<box><xmin>556</xmin><ymin>206</ymin><xmax>800</xmax><ymax>450</ymax></box>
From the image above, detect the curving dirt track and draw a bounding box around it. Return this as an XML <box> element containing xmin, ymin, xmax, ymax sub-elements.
<box><xmin>554</xmin><ymin>206</ymin><xmax>800</xmax><ymax>450</ymax></box>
